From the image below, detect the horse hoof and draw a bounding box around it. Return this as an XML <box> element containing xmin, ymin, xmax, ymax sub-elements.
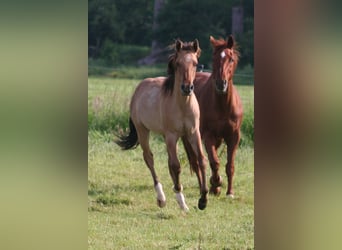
<box><xmin>210</xmin><ymin>175</ymin><xmax>223</xmax><ymax>186</ymax></box>
<box><xmin>209</xmin><ymin>186</ymin><xmax>221</xmax><ymax>196</ymax></box>
<box><xmin>226</xmin><ymin>193</ymin><xmax>234</xmax><ymax>199</ymax></box>
<box><xmin>198</xmin><ymin>198</ymin><xmax>207</xmax><ymax>210</ymax></box>
<box><xmin>157</xmin><ymin>199</ymin><xmax>166</xmax><ymax>208</ymax></box>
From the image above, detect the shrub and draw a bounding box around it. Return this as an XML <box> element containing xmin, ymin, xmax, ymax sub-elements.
<box><xmin>240</xmin><ymin>107</ymin><xmax>254</xmax><ymax>147</ymax></box>
<box><xmin>98</xmin><ymin>40</ymin><xmax>150</xmax><ymax>66</ymax></box>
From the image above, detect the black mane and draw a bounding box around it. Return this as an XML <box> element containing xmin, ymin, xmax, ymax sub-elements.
<box><xmin>162</xmin><ymin>55</ymin><xmax>176</xmax><ymax>95</ymax></box>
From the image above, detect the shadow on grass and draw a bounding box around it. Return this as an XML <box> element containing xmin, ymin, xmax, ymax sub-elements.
<box><xmin>88</xmin><ymin>182</ymin><xmax>152</xmax><ymax>209</ymax></box>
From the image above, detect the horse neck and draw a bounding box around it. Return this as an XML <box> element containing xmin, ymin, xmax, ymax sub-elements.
<box><xmin>210</xmin><ymin>76</ymin><xmax>234</xmax><ymax>112</ymax></box>
<box><xmin>173</xmin><ymin>72</ymin><xmax>193</xmax><ymax>107</ymax></box>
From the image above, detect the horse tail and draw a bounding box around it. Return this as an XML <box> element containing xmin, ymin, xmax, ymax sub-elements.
<box><xmin>115</xmin><ymin>118</ymin><xmax>139</xmax><ymax>150</ymax></box>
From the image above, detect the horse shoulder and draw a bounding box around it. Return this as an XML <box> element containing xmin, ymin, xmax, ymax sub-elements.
<box><xmin>231</xmin><ymin>85</ymin><xmax>243</xmax><ymax>116</ymax></box>
<box><xmin>226</xmin><ymin>86</ymin><xmax>243</xmax><ymax>129</ymax></box>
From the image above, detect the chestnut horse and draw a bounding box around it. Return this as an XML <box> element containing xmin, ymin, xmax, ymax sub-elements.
<box><xmin>116</xmin><ymin>39</ymin><xmax>208</xmax><ymax>211</ymax></box>
<box><xmin>189</xmin><ymin>35</ymin><xmax>243</xmax><ymax>198</ymax></box>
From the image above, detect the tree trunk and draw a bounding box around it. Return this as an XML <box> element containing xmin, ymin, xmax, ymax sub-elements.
<box><xmin>232</xmin><ymin>6</ymin><xmax>244</xmax><ymax>36</ymax></box>
<box><xmin>151</xmin><ymin>0</ymin><xmax>165</xmax><ymax>52</ymax></box>
<box><xmin>138</xmin><ymin>0</ymin><xmax>166</xmax><ymax>65</ymax></box>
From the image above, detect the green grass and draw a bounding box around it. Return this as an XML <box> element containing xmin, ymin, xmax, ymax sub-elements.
<box><xmin>88</xmin><ymin>64</ymin><xmax>166</xmax><ymax>79</ymax></box>
<box><xmin>88</xmin><ymin>76</ymin><xmax>254</xmax><ymax>249</ymax></box>
<box><xmin>88</xmin><ymin>76</ymin><xmax>254</xmax><ymax>146</ymax></box>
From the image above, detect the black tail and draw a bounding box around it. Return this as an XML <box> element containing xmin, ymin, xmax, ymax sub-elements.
<box><xmin>115</xmin><ymin>118</ymin><xmax>139</xmax><ymax>150</ymax></box>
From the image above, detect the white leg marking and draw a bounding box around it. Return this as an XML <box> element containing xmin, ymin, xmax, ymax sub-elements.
<box><xmin>227</xmin><ymin>194</ymin><xmax>235</xmax><ymax>199</ymax></box>
<box><xmin>155</xmin><ymin>183</ymin><xmax>166</xmax><ymax>207</ymax></box>
<box><xmin>175</xmin><ymin>192</ymin><xmax>189</xmax><ymax>212</ymax></box>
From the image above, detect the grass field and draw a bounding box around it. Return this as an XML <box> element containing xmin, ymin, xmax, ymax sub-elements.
<box><xmin>88</xmin><ymin>75</ymin><xmax>254</xmax><ymax>249</ymax></box>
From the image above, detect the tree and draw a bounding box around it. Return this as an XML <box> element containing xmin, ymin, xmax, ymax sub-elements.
<box><xmin>138</xmin><ymin>0</ymin><xmax>166</xmax><ymax>65</ymax></box>
<box><xmin>88</xmin><ymin>0</ymin><xmax>154</xmax><ymax>58</ymax></box>
<box><xmin>114</xmin><ymin>0</ymin><xmax>154</xmax><ymax>46</ymax></box>
<box><xmin>88</xmin><ymin>0</ymin><xmax>254</xmax><ymax>67</ymax></box>
<box><xmin>88</xmin><ymin>0</ymin><xmax>123</xmax><ymax>57</ymax></box>
<box><xmin>155</xmin><ymin>0</ymin><xmax>233</xmax><ymax>67</ymax></box>
<box><xmin>154</xmin><ymin>0</ymin><xmax>253</xmax><ymax>67</ymax></box>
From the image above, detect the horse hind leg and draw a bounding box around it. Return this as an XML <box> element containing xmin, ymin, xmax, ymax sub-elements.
<box><xmin>137</xmin><ymin>126</ymin><xmax>166</xmax><ymax>207</ymax></box>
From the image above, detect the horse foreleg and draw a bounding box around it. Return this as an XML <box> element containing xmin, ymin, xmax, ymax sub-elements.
<box><xmin>187</xmin><ymin>132</ymin><xmax>208</xmax><ymax>210</ymax></box>
<box><xmin>204</xmin><ymin>136</ymin><xmax>223</xmax><ymax>195</ymax></box>
<box><xmin>182</xmin><ymin>136</ymin><xmax>204</xmax><ymax>209</ymax></box>
<box><xmin>225</xmin><ymin>130</ymin><xmax>240</xmax><ymax>198</ymax></box>
<box><xmin>137</xmin><ymin>127</ymin><xmax>166</xmax><ymax>207</ymax></box>
<box><xmin>165</xmin><ymin>134</ymin><xmax>189</xmax><ymax>212</ymax></box>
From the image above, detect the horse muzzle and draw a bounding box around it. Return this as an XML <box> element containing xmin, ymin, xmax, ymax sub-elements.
<box><xmin>215</xmin><ymin>80</ymin><xmax>228</xmax><ymax>94</ymax></box>
<box><xmin>181</xmin><ymin>83</ymin><xmax>194</xmax><ymax>96</ymax></box>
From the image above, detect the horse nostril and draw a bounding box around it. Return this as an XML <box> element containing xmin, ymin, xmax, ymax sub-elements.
<box><xmin>190</xmin><ymin>84</ymin><xmax>194</xmax><ymax>91</ymax></box>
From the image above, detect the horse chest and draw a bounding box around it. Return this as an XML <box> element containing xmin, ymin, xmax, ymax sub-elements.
<box><xmin>162</xmin><ymin>97</ymin><xmax>198</xmax><ymax>133</ymax></box>
<box><xmin>166</xmin><ymin>112</ymin><xmax>197</xmax><ymax>134</ymax></box>
<box><xmin>163</xmin><ymin>110</ymin><xmax>194</xmax><ymax>135</ymax></box>
<box><xmin>201</xmin><ymin>113</ymin><xmax>238</xmax><ymax>137</ymax></box>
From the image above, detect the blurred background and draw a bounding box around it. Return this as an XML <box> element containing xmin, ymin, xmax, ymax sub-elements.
<box><xmin>1</xmin><ymin>0</ymin><xmax>342</xmax><ymax>249</ymax></box>
<box><xmin>88</xmin><ymin>0</ymin><xmax>254</xmax><ymax>78</ymax></box>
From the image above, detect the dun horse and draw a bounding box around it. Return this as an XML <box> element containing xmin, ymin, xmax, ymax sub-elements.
<box><xmin>116</xmin><ymin>39</ymin><xmax>208</xmax><ymax>211</ymax></box>
<box><xmin>190</xmin><ymin>35</ymin><xmax>243</xmax><ymax>197</ymax></box>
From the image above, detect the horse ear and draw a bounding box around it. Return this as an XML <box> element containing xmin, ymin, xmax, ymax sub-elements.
<box><xmin>209</xmin><ymin>36</ymin><xmax>216</xmax><ymax>47</ymax></box>
<box><xmin>227</xmin><ymin>35</ymin><xmax>234</xmax><ymax>49</ymax></box>
<box><xmin>176</xmin><ymin>39</ymin><xmax>183</xmax><ymax>51</ymax></box>
<box><xmin>193</xmin><ymin>39</ymin><xmax>199</xmax><ymax>52</ymax></box>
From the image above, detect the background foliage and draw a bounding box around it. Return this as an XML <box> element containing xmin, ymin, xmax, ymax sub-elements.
<box><xmin>88</xmin><ymin>0</ymin><xmax>254</xmax><ymax>68</ymax></box>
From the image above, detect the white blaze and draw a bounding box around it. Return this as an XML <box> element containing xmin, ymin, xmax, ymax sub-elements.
<box><xmin>220</xmin><ymin>51</ymin><xmax>226</xmax><ymax>58</ymax></box>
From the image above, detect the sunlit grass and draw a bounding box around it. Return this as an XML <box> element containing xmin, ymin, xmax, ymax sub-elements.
<box><xmin>88</xmin><ymin>76</ymin><xmax>254</xmax><ymax>249</ymax></box>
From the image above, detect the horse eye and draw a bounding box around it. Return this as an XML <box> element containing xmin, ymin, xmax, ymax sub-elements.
<box><xmin>229</xmin><ymin>58</ymin><xmax>234</xmax><ymax>63</ymax></box>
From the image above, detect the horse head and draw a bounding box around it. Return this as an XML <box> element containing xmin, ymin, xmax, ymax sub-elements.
<box><xmin>210</xmin><ymin>35</ymin><xmax>239</xmax><ymax>94</ymax></box>
<box><xmin>169</xmin><ymin>39</ymin><xmax>201</xmax><ymax>96</ymax></box>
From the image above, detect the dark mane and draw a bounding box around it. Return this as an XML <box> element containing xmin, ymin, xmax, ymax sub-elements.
<box><xmin>162</xmin><ymin>41</ymin><xmax>201</xmax><ymax>96</ymax></box>
<box><xmin>162</xmin><ymin>54</ymin><xmax>176</xmax><ymax>96</ymax></box>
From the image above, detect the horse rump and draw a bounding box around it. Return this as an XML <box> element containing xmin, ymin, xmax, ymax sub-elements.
<box><xmin>115</xmin><ymin>117</ymin><xmax>139</xmax><ymax>150</ymax></box>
